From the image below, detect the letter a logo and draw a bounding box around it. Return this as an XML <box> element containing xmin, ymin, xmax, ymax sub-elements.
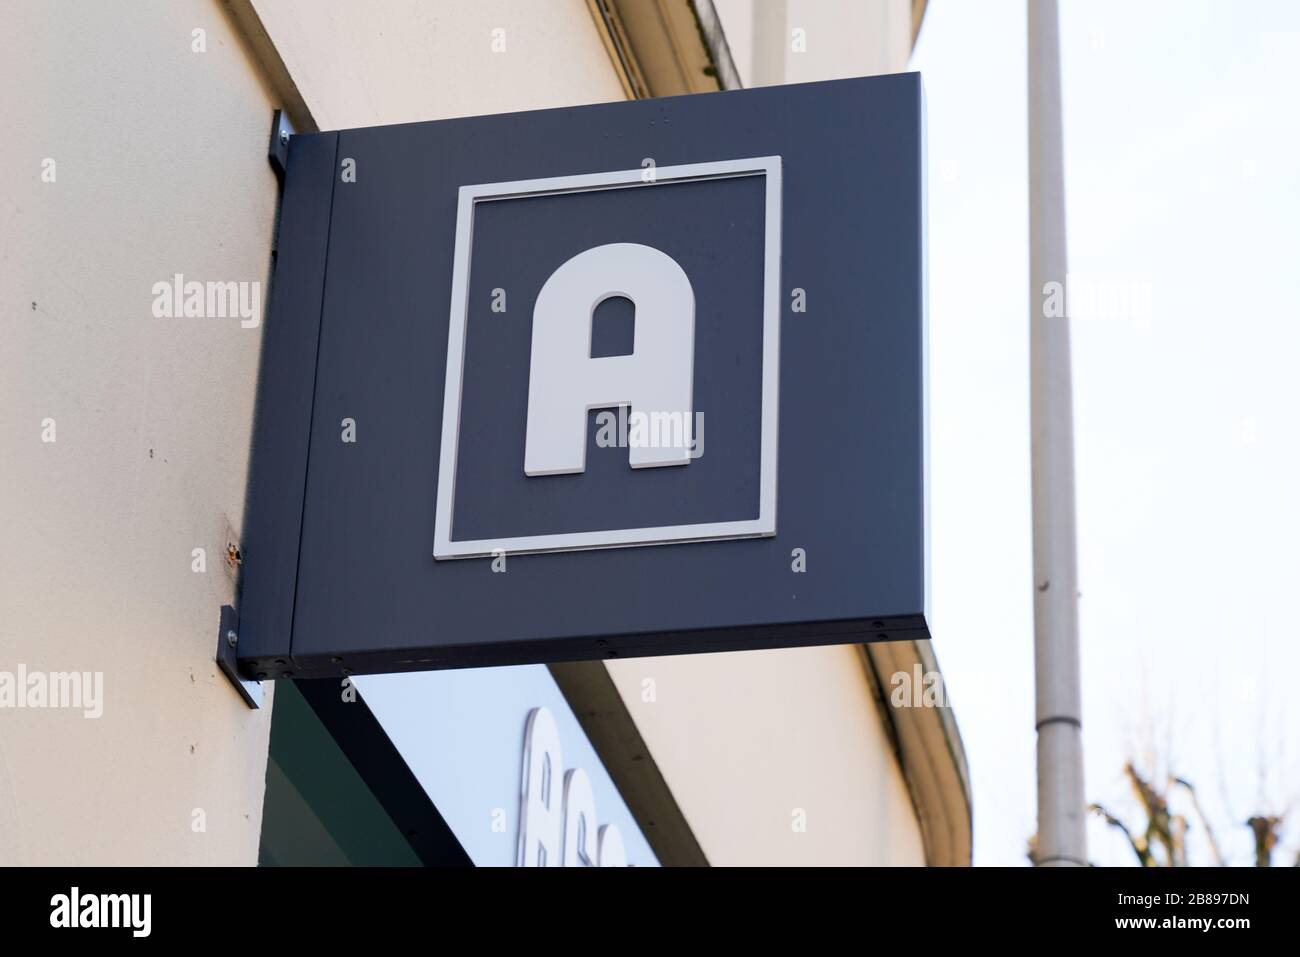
<box><xmin>524</xmin><ymin>243</ymin><xmax>694</xmax><ymax>476</ymax></box>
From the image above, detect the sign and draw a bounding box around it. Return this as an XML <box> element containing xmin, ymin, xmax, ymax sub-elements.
<box><xmin>350</xmin><ymin>668</ymin><xmax>658</xmax><ymax>866</ymax></box>
<box><xmin>238</xmin><ymin>73</ymin><xmax>930</xmax><ymax>679</ymax></box>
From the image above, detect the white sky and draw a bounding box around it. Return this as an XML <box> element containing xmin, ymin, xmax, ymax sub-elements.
<box><xmin>912</xmin><ymin>0</ymin><xmax>1300</xmax><ymax>866</ymax></box>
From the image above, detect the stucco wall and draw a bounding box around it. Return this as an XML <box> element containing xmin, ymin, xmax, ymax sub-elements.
<box><xmin>249</xmin><ymin>0</ymin><xmax>625</xmax><ymax>129</ymax></box>
<box><xmin>607</xmin><ymin>646</ymin><xmax>926</xmax><ymax>866</ymax></box>
<box><xmin>0</xmin><ymin>0</ymin><xmax>280</xmax><ymax>864</ymax></box>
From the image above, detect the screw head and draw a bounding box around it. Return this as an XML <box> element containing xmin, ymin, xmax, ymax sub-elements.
<box><xmin>225</xmin><ymin>629</ymin><xmax>238</xmax><ymax>647</ymax></box>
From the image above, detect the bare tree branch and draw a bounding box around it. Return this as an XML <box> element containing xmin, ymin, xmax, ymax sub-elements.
<box><xmin>1175</xmin><ymin>776</ymin><xmax>1225</xmax><ymax>867</ymax></box>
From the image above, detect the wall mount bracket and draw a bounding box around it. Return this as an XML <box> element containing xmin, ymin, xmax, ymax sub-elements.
<box><xmin>216</xmin><ymin>604</ymin><xmax>264</xmax><ymax>709</ymax></box>
<box><xmin>269</xmin><ymin>109</ymin><xmax>295</xmax><ymax>178</ymax></box>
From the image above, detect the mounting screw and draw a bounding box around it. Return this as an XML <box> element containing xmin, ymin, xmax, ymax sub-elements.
<box><xmin>268</xmin><ymin>110</ymin><xmax>295</xmax><ymax>178</ymax></box>
<box><xmin>226</xmin><ymin>629</ymin><xmax>238</xmax><ymax>648</ymax></box>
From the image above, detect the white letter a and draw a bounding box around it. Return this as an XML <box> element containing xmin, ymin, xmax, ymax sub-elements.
<box><xmin>524</xmin><ymin>243</ymin><xmax>694</xmax><ymax>475</ymax></box>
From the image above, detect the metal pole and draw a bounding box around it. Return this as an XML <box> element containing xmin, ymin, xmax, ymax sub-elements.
<box><xmin>1028</xmin><ymin>0</ymin><xmax>1087</xmax><ymax>867</ymax></box>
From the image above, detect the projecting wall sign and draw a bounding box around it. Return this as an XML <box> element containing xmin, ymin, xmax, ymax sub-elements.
<box><xmin>237</xmin><ymin>73</ymin><xmax>931</xmax><ymax>680</ymax></box>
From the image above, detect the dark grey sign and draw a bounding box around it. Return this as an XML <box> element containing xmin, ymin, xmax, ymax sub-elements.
<box><xmin>238</xmin><ymin>73</ymin><xmax>930</xmax><ymax>679</ymax></box>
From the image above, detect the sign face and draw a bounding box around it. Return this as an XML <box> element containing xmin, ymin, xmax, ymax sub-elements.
<box><xmin>238</xmin><ymin>73</ymin><xmax>930</xmax><ymax>680</ymax></box>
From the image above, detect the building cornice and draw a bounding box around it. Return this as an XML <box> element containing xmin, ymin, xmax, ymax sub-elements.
<box><xmin>860</xmin><ymin>639</ymin><xmax>973</xmax><ymax>866</ymax></box>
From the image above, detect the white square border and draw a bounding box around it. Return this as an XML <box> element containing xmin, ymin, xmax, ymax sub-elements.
<box><xmin>433</xmin><ymin>156</ymin><xmax>782</xmax><ymax>560</ymax></box>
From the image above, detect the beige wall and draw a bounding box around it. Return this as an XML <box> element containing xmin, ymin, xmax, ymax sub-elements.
<box><xmin>607</xmin><ymin>648</ymin><xmax>926</xmax><ymax>865</ymax></box>
<box><xmin>0</xmin><ymin>0</ymin><xmax>281</xmax><ymax>864</ymax></box>
<box><xmin>250</xmin><ymin>0</ymin><xmax>625</xmax><ymax>129</ymax></box>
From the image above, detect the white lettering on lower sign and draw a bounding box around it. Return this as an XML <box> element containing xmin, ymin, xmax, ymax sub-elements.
<box><xmin>517</xmin><ymin>706</ymin><xmax>628</xmax><ymax>867</ymax></box>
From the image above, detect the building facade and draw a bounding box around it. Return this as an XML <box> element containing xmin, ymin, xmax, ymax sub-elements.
<box><xmin>1</xmin><ymin>0</ymin><xmax>968</xmax><ymax>866</ymax></box>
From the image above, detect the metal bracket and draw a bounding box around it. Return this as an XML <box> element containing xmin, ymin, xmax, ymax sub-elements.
<box><xmin>268</xmin><ymin>109</ymin><xmax>295</xmax><ymax>178</ymax></box>
<box><xmin>216</xmin><ymin>605</ymin><xmax>264</xmax><ymax>709</ymax></box>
